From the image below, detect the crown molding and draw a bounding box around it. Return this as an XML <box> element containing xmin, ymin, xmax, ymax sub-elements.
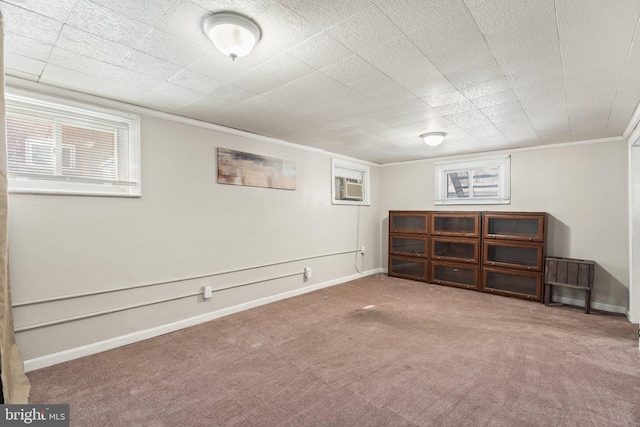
<box><xmin>4</xmin><ymin>77</ymin><xmax>380</xmax><ymax>168</ymax></box>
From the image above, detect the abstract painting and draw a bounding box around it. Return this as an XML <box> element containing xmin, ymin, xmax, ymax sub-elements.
<box><xmin>217</xmin><ymin>148</ymin><xmax>296</xmax><ymax>190</ymax></box>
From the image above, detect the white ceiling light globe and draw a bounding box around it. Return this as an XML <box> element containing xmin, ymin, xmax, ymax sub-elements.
<box><xmin>420</xmin><ymin>132</ymin><xmax>446</xmax><ymax>147</ymax></box>
<box><xmin>203</xmin><ymin>12</ymin><xmax>261</xmax><ymax>60</ymax></box>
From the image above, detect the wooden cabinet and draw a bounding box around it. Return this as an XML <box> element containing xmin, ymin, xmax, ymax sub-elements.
<box><xmin>483</xmin><ymin>213</ymin><xmax>545</xmax><ymax>242</ymax></box>
<box><xmin>431</xmin><ymin>211</ymin><xmax>480</xmax><ymax>238</ymax></box>
<box><xmin>432</xmin><ymin>238</ymin><xmax>479</xmax><ymax>264</ymax></box>
<box><xmin>483</xmin><ymin>241</ymin><xmax>544</xmax><ymax>271</ymax></box>
<box><xmin>483</xmin><ymin>267</ymin><xmax>542</xmax><ymax>300</ymax></box>
<box><xmin>388</xmin><ymin>211</ymin><xmax>429</xmax><ymax>281</ymax></box>
<box><xmin>428</xmin><ymin>211</ymin><xmax>481</xmax><ymax>290</ymax></box>
<box><xmin>389</xmin><ymin>255</ymin><xmax>428</xmax><ymax>281</ymax></box>
<box><xmin>430</xmin><ymin>261</ymin><xmax>480</xmax><ymax>290</ymax></box>
<box><xmin>388</xmin><ymin>210</ymin><xmax>547</xmax><ymax>302</ymax></box>
<box><xmin>389</xmin><ymin>211</ymin><xmax>429</xmax><ymax>234</ymax></box>
<box><xmin>481</xmin><ymin>212</ymin><xmax>547</xmax><ymax>301</ymax></box>
<box><xmin>389</xmin><ymin>234</ymin><xmax>428</xmax><ymax>258</ymax></box>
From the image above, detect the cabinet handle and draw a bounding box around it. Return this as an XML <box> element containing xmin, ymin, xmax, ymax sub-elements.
<box><xmin>528</xmin><ymin>238</ymin><xmax>532</xmax><ymax>241</ymax></box>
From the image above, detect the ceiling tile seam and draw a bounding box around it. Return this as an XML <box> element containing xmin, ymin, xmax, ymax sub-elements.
<box><xmin>266</xmin><ymin>3</ymin><xmax>329</xmax><ymax>50</ymax></box>
<box><xmin>552</xmin><ymin>0</ymin><xmax>574</xmax><ymax>141</ymax></box>
<box><xmin>81</xmin><ymin>0</ymin><xmax>176</xmax><ymax>28</ymax></box>
<box><xmin>428</xmin><ymin>1</ymin><xmax>516</xmax><ymax>150</ymax></box>
<box><xmin>56</xmin><ymin>3</ymin><xmax>212</xmax><ymax>80</ymax></box>
<box><xmin>603</xmin><ymin>15</ymin><xmax>640</xmax><ymax>138</ymax></box>
<box><xmin>284</xmin><ymin>30</ymin><xmax>353</xmax><ymax>69</ymax></box>
<box><xmin>61</xmin><ymin>0</ymin><xmax>77</xmax><ymax>23</ymax></box>
<box><xmin>5</xmin><ymin>4</ymin><xmax>68</xmax><ymax>83</ymax></box>
<box><xmin>314</xmin><ymin>29</ymin><xmax>468</xmax><ymax>148</ymax></box>
<box><xmin>281</xmin><ymin>3</ymin><xmax>380</xmax><ymax>40</ymax></box>
<box><xmin>148</xmin><ymin>0</ymin><xmax>179</xmax><ymax>28</ymax></box>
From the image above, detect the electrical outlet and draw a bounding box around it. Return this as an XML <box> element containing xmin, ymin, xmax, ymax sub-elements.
<box><xmin>360</xmin><ymin>246</ymin><xmax>366</xmax><ymax>254</ymax></box>
<box><xmin>203</xmin><ymin>286</ymin><xmax>212</xmax><ymax>299</ymax></box>
<box><xmin>304</xmin><ymin>267</ymin><xmax>313</xmax><ymax>279</ymax></box>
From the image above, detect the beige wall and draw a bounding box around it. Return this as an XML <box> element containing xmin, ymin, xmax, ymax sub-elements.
<box><xmin>380</xmin><ymin>140</ymin><xmax>629</xmax><ymax>313</ymax></box>
<box><xmin>9</xmin><ymin>114</ymin><xmax>382</xmax><ymax>364</ymax></box>
<box><xmin>630</xmin><ymin>144</ymin><xmax>640</xmax><ymax>324</ymax></box>
<box><xmin>8</xmin><ymin>103</ymin><xmax>633</xmax><ymax>366</ymax></box>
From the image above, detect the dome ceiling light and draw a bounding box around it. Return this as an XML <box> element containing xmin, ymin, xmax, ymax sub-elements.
<box><xmin>420</xmin><ymin>132</ymin><xmax>446</xmax><ymax>147</ymax></box>
<box><xmin>203</xmin><ymin>12</ymin><xmax>261</xmax><ymax>60</ymax></box>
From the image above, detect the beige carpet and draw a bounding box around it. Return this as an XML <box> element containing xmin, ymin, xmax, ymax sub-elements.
<box><xmin>28</xmin><ymin>274</ymin><xmax>640</xmax><ymax>426</ymax></box>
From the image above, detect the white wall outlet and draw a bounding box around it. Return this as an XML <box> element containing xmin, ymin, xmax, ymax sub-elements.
<box><xmin>360</xmin><ymin>245</ymin><xmax>366</xmax><ymax>254</ymax></box>
<box><xmin>203</xmin><ymin>286</ymin><xmax>212</xmax><ymax>299</ymax></box>
<box><xmin>304</xmin><ymin>267</ymin><xmax>313</xmax><ymax>279</ymax></box>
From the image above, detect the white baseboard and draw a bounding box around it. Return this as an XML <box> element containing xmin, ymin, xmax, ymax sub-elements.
<box><xmin>554</xmin><ymin>295</ymin><xmax>628</xmax><ymax>315</ymax></box>
<box><xmin>23</xmin><ymin>268</ymin><xmax>383</xmax><ymax>372</ymax></box>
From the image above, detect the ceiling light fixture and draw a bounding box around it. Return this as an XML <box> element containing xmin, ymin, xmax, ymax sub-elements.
<box><xmin>420</xmin><ymin>132</ymin><xmax>446</xmax><ymax>147</ymax></box>
<box><xmin>203</xmin><ymin>12</ymin><xmax>261</xmax><ymax>60</ymax></box>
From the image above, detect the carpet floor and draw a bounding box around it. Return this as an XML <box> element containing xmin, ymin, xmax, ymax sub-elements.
<box><xmin>28</xmin><ymin>274</ymin><xmax>640</xmax><ymax>426</ymax></box>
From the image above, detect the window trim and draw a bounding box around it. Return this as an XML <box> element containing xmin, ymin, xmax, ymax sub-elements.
<box><xmin>434</xmin><ymin>155</ymin><xmax>510</xmax><ymax>205</ymax></box>
<box><xmin>331</xmin><ymin>158</ymin><xmax>370</xmax><ymax>206</ymax></box>
<box><xmin>5</xmin><ymin>88</ymin><xmax>141</xmax><ymax>197</ymax></box>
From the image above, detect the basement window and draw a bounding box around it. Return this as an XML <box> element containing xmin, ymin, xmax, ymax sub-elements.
<box><xmin>5</xmin><ymin>90</ymin><xmax>141</xmax><ymax>197</ymax></box>
<box><xmin>434</xmin><ymin>156</ymin><xmax>510</xmax><ymax>205</ymax></box>
<box><xmin>332</xmin><ymin>158</ymin><xmax>370</xmax><ymax>206</ymax></box>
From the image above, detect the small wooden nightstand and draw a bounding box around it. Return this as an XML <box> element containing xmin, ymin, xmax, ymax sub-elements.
<box><xmin>544</xmin><ymin>257</ymin><xmax>595</xmax><ymax>314</ymax></box>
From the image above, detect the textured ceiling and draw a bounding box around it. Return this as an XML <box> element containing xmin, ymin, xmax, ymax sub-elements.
<box><xmin>1</xmin><ymin>0</ymin><xmax>639</xmax><ymax>164</ymax></box>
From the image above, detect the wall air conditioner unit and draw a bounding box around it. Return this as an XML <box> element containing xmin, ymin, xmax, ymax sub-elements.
<box><xmin>339</xmin><ymin>177</ymin><xmax>364</xmax><ymax>201</ymax></box>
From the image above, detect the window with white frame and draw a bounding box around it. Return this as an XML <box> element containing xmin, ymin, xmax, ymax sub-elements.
<box><xmin>332</xmin><ymin>158</ymin><xmax>370</xmax><ymax>205</ymax></box>
<box><xmin>5</xmin><ymin>90</ymin><xmax>141</xmax><ymax>197</ymax></box>
<box><xmin>434</xmin><ymin>156</ymin><xmax>510</xmax><ymax>205</ymax></box>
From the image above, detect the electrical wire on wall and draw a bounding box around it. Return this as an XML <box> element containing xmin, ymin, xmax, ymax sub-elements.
<box><xmin>355</xmin><ymin>203</ymin><xmax>364</xmax><ymax>274</ymax></box>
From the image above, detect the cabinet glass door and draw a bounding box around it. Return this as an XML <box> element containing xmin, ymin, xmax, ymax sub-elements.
<box><xmin>431</xmin><ymin>212</ymin><xmax>480</xmax><ymax>237</ymax></box>
<box><xmin>431</xmin><ymin>262</ymin><xmax>479</xmax><ymax>289</ymax></box>
<box><xmin>389</xmin><ymin>256</ymin><xmax>427</xmax><ymax>281</ymax></box>
<box><xmin>483</xmin><ymin>214</ymin><xmax>545</xmax><ymax>242</ymax></box>
<box><xmin>431</xmin><ymin>238</ymin><xmax>479</xmax><ymax>263</ymax></box>
<box><xmin>483</xmin><ymin>242</ymin><xmax>543</xmax><ymax>271</ymax></box>
<box><xmin>389</xmin><ymin>235</ymin><xmax>428</xmax><ymax>257</ymax></box>
<box><xmin>390</xmin><ymin>212</ymin><xmax>429</xmax><ymax>234</ymax></box>
<box><xmin>483</xmin><ymin>268</ymin><xmax>541</xmax><ymax>300</ymax></box>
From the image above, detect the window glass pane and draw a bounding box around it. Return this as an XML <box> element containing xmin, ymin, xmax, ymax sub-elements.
<box><xmin>435</xmin><ymin>156</ymin><xmax>510</xmax><ymax>205</ymax></box>
<box><xmin>447</xmin><ymin>170</ymin><xmax>469</xmax><ymax>198</ymax></box>
<box><xmin>7</xmin><ymin>115</ymin><xmax>55</xmax><ymax>175</ymax></box>
<box><xmin>6</xmin><ymin>91</ymin><xmax>141</xmax><ymax>196</ymax></box>
<box><xmin>61</xmin><ymin>124</ymin><xmax>117</xmax><ymax>180</ymax></box>
<box><xmin>472</xmin><ymin>167</ymin><xmax>498</xmax><ymax>198</ymax></box>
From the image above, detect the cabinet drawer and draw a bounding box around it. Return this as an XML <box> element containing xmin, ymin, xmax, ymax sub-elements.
<box><xmin>482</xmin><ymin>267</ymin><xmax>542</xmax><ymax>301</ymax></box>
<box><xmin>388</xmin><ymin>255</ymin><xmax>428</xmax><ymax>281</ymax></box>
<box><xmin>431</xmin><ymin>237</ymin><xmax>479</xmax><ymax>263</ymax></box>
<box><xmin>430</xmin><ymin>261</ymin><xmax>480</xmax><ymax>290</ymax></box>
<box><xmin>483</xmin><ymin>241</ymin><xmax>543</xmax><ymax>271</ymax></box>
<box><xmin>389</xmin><ymin>211</ymin><xmax>429</xmax><ymax>234</ymax></box>
<box><xmin>389</xmin><ymin>234</ymin><xmax>429</xmax><ymax>258</ymax></box>
<box><xmin>430</xmin><ymin>212</ymin><xmax>480</xmax><ymax>238</ymax></box>
<box><xmin>483</xmin><ymin>212</ymin><xmax>546</xmax><ymax>242</ymax></box>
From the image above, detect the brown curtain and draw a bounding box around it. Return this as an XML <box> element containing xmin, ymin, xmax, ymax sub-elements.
<box><xmin>0</xmin><ymin>12</ymin><xmax>30</xmax><ymax>404</ymax></box>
